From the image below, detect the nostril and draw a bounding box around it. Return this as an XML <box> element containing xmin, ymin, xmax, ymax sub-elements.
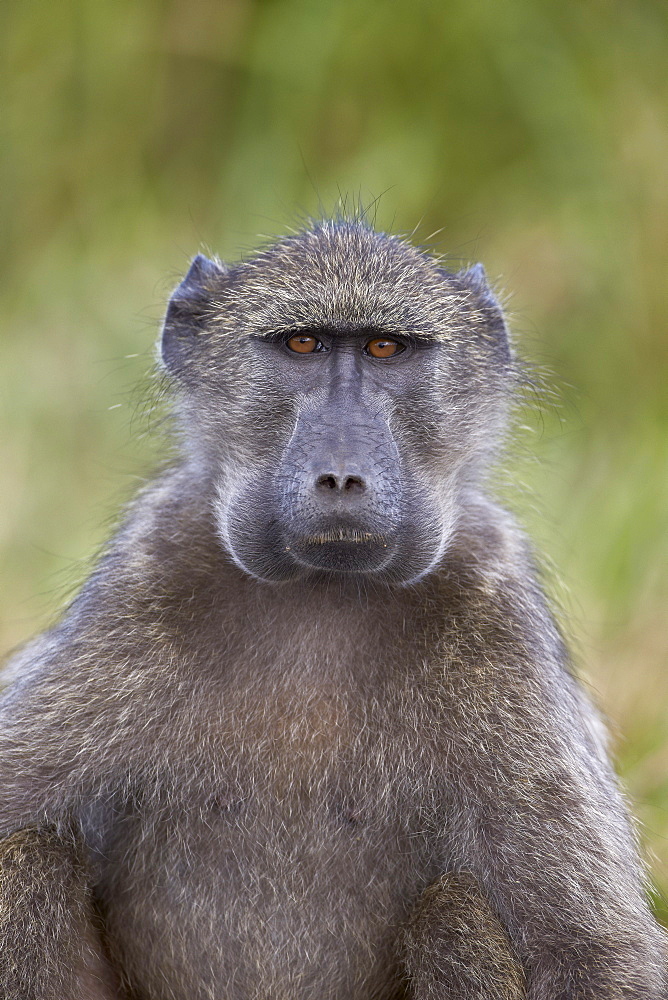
<box><xmin>316</xmin><ymin>475</ymin><xmax>338</xmax><ymax>491</ymax></box>
<box><xmin>344</xmin><ymin>476</ymin><xmax>364</xmax><ymax>493</ymax></box>
<box><xmin>315</xmin><ymin>474</ymin><xmax>367</xmax><ymax>494</ymax></box>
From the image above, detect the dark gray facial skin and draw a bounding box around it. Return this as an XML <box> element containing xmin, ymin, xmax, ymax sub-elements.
<box><xmin>0</xmin><ymin>220</ymin><xmax>666</xmax><ymax>1000</ymax></box>
<box><xmin>220</xmin><ymin>329</ymin><xmax>444</xmax><ymax>583</ymax></box>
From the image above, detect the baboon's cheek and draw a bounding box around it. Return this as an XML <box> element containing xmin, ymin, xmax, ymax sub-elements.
<box><xmin>213</xmin><ymin>484</ymin><xmax>298</xmax><ymax>582</ymax></box>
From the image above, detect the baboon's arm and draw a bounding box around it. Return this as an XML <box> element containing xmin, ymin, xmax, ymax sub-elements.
<box><xmin>0</xmin><ymin>826</ymin><xmax>121</xmax><ymax>1000</ymax></box>
<box><xmin>456</xmin><ymin>723</ymin><xmax>668</xmax><ymax>998</ymax></box>
<box><xmin>402</xmin><ymin>871</ymin><xmax>526</xmax><ymax>1000</ymax></box>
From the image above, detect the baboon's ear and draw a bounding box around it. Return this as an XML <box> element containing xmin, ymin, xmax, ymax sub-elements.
<box><xmin>456</xmin><ymin>263</ymin><xmax>509</xmax><ymax>349</ymax></box>
<box><xmin>161</xmin><ymin>255</ymin><xmax>227</xmax><ymax>374</ymax></box>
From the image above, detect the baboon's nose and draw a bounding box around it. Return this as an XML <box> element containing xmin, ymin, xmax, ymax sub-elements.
<box><xmin>315</xmin><ymin>473</ymin><xmax>366</xmax><ymax>495</ymax></box>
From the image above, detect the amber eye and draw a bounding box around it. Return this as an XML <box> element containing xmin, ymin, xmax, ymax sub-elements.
<box><xmin>366</xmin><ymin>337</ymin><xmax>403</xmax><ymax>359</ymax></box>
<box><xmin>286</xmin><ymin>334</ymin><xmax>321</xmax><ymax>354</ymax></box>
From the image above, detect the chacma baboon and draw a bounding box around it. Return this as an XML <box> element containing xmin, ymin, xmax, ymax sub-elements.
<box><xmin>0</xmin><ymin>219</ymin><xmax>666</xmax><ymax>999</ymax></box>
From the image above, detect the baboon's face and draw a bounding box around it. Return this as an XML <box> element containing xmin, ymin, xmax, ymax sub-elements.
<box><xmin>161</xmin><ymin>223</ymin><xmax>512</xmax><ymax>585</ymax></box>
<box><xmin>215</xmin><ymin>327</ymin><xmax>449</xmax><ymax>584</ymax></box>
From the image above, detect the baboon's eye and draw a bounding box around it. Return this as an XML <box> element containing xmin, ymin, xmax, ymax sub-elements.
<box><xmin>286</xmin><ymin>334</ymin><xmax>322</xmax><ymax>354</ymax></box>
<box><xmin>365</xmin><ymin>338</ymin><xmax>405</xmax><ymax>359</ymax></box>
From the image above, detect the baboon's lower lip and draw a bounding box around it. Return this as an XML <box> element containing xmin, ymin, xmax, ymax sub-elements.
<box><xmin>283</xmin><ymin>527</ymin><xmax>395</xmax><ymax>574</ymax></box>
<box><xmin>302</xmin><ymin>529</ymin><xmax>388</xmax><ymax>546</ymax></box>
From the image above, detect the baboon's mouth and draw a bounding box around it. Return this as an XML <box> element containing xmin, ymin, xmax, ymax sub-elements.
<box><xmin>281</xmin><ymin>525</ymin><xmax>396</xmax><ymax>574</ymax></box>
<box><xmin>303</xmin><ymin>528</ymin><xmax>388</xmax><ymax>546</ymax></box>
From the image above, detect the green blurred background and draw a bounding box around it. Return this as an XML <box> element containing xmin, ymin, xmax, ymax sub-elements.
<box><xmin>1</xmin><ymin>0</ymin><xmax>667</xmax><ymax>915</ymax></box>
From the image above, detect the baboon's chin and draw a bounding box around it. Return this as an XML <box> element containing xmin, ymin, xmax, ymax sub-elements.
<box><xmin>226</xmin><ymin>538</ymin><xmax>395</xmax><ymax>583</ymax></box>
<box><xmin>288</xmin><ymin>534</ymin><xmax>396</xmax><ymax>575</ymax></box>
<box><xmin>224</xmin><ymin>535</ymin><xmax>428</xmax><ymax>586</ymax></box>
<box><xmin>221</xmin><ymin>508</ymin><xmax>446</xmax><ymax>586</ymax></box>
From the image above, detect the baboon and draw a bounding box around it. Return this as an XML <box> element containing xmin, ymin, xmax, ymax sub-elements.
<box><xmin>0</xmin><ymin>219</ymin><xmax>666</xmax><ymax>999</ymax></box>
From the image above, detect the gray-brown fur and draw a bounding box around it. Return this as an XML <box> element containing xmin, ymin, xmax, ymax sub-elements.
<box><xmin>402</xmin><ymin>873</ymin><xmax>526</xmax><ymax>999</ymax></box>
<box><xmin>0</xmin><ymin>219</ymin><xmax>665</xmax><ymax>998</ymax></box>
<box><xmin>0</xmin><ymin>827</ymin><xmax>119</xmax><ymax>999</ymax></box>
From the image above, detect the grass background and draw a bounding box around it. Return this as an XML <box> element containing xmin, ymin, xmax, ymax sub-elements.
<box><xmin>1</xmin><ymin>0</ymin><xmax>667</xmax><ymax>918</ymax></box>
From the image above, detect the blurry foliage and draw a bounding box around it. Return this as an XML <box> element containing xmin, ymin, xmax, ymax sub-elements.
<box><xmin>1</xmin><ymin>0</ymin><xmax>667</xmax><ymax>915</ymax></box>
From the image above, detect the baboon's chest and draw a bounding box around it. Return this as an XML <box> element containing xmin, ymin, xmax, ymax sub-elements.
<box><xmin>94</xmin><ymin>691</ymin><xmax>445</xmax><ymax>1000</ymax></box>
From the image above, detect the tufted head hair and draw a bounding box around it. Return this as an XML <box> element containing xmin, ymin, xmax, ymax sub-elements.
<box><xmin>161</xmin><ymin>219</ymin><xmax>513</xmax><ymax>380</ymax></box>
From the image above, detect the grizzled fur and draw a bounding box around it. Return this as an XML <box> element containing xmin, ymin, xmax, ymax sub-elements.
<box><xmin>0</xmin><ymin>219</ymin><xmax>666</xmax><ymax>999</ymax></box>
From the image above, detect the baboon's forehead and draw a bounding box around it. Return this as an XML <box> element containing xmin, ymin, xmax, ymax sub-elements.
<box><xmin>212</xmin><ymin>223</ymin><xmax>471</xmax><ymax>341</ymax></box>
<box><xmin>253</xmin><ymin>222</ymin><xmax>435</xmax><ymax>276</ymax></box>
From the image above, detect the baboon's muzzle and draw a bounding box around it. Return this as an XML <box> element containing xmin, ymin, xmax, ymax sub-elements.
<box><xmin>277</xmin><ymin>407</ymin><xmax>403</xmax><ymax>573</ymax></box>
